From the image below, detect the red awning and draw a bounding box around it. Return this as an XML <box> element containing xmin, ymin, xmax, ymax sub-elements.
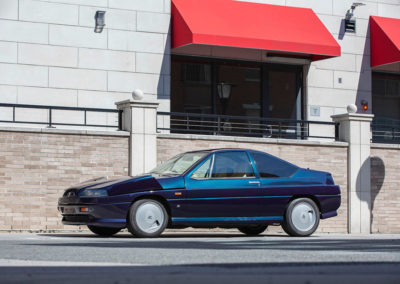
<box><xmin>370</xmin><ymin>16</ymin><xmax>400</xmax><ymax>68</ymax></box>
<box><xmin>171</xmin><ymin>0</ymin><xmax>341</xmax><ymax>61</ymax></box>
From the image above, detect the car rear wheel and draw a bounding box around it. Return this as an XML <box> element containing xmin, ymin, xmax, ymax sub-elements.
<box><xmin>127</xmin><ymin>199</ymin><xmax>168</xmax><ymax>238</ymax></box>
<box><xmin>87</xmin><ymin>225</ymin><xmax>121</xmax><ymax>237</ymax></box>
<box><xmin>238</xmin><ymin>225</ymin><xmax>268</xmax><ymax>236</ymax></box>
<box><xmin>282</xmin><ymin>198</ymin><xmax>320</xmax><ymax>237</ymax></box>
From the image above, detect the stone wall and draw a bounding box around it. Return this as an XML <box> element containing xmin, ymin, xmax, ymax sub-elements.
<box><xmin>0</xmin><ymin>128</ymin><xmax>129</xmax><ymax>230</ymax></box>
<box><xmin>157</xmin><ymin>134</ymin><xmax>349</xmax><ymax>233</ymax></box>
<box><xmin>371</xmin><ymin>145</ymin><xmax>400</xmax><ymax>233</ymax></box>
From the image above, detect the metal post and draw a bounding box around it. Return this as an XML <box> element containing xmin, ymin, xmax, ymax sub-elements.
<box><xmin>335</xmin><ymin>123</ymin><xmax>339</xmax><ymax>141</ymax></box>
<box><xmin>278</xmin><ymin>122</ymin><xmax>282</xmax><ymax>138</ymax></box>
<box><xmin>217</xmin><ymin>116</ymin><xmax>221</xmax><ymax>135</ymax></box>
<box><xmin>48</xmin><ymin>108</ymin><xmax>53</xmax><ymax>128</ymax></box>
<box><xmin>118</xmin><ymin>110</ymin><xmax>123</xmax><ymax>130</ymax></box>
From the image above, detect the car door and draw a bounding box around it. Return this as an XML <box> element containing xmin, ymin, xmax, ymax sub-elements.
<box><xmin>181</xmin><ymin>151</ymin><xmax>264</xmax><ymax>221</ymax></box>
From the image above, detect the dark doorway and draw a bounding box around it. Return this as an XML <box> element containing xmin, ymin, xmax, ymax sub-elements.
<box><xmin>263</xmin><ymin>65</ymin><xmax>303</xmax><ymax>121</ymax></box>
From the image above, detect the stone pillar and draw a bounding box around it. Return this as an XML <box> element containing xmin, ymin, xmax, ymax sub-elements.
<box><xmin>331</xmin><ymin>112</ymin><xmax>374</xmax><ymax>234</ymax></box>
<box><xmin>116</xmin><ymin>99</ymin><xmax>159</xmax><ymax>176</ymax></box>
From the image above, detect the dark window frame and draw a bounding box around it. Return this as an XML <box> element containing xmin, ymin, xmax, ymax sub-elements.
<box><xmin>171</xmin><ymin>55</ymin><xmax>304</xmax><ymax>120</ymax></box>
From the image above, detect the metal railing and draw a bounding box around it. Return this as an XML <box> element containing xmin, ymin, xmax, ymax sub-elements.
<box><xmin>0</xmin><ymin>103</ymin><xmax>122</xmax><ymax>130</ymax></box>
<box><xmin>372</xmin><ymin>118</ymin><xmax>400</xmax><ymax>144</ymax></box>
<box><xmin>157</xmin><ymin>112</ymin><xmax>339</xmax><ymax>140</ymax></box>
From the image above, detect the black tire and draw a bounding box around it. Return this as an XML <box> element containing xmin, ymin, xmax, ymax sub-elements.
<box><xmin>282</xmin><ymin>198</ymin><xmax>320</xmax><ymax>237</ymax></box>
<box><xmin>87</xmin><ymin>225</ymin><xmax>121</xmax><ymax>237</ymax></box>
<box><xmin>127</xmin><ymin>199</ymin><xmax>168</xmax><ymax>238</ymax></box>
<box><xmin>238</xmin><ymin>225</ymin><xmax>268</xmax><ymax>236</ymax></box>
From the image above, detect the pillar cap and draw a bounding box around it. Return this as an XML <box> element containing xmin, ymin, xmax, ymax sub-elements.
<box><xmin>115</xmin><ymin>99</ymin><xmax>159</xmax><ymax>109</ymax></box>
<box><xmin>331</xmin><ymin>113</ymin><xmax>374</xmax><ymax>123</ymax></box>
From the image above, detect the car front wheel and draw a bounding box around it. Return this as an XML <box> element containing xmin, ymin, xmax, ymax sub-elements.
<box><xmin>238</xmin><ymin>225</ymin><xmax>268</xmax><ymax>236</ymax></box>
<box><xmin>282</xmin><ymin>198</ymin><xmax>320</xmax><ymax>237</ymax></box>
<box><xmin>87</xmin><ymin>225</ymin><xmax>121</xmax><ymax>237</ymax></box>
<box><xmin>127</xmin><ymin>199</ymin><xmax>168</xmax><ymax>238</ymax></box>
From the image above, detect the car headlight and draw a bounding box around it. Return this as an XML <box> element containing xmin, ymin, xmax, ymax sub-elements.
<box><xmin>79</xmin><ymin>189</ymin><xmax>108</xmax><ymax>197</ymax></box>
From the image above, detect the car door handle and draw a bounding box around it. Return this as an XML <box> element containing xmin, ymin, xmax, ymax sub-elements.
<box><xmin>248</xmin><ymin>181</ymin><xmax>260</xmax><ymax>185</ymax></box>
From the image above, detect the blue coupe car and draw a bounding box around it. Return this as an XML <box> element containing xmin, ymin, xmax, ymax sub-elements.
<box><xmin>58</xmin><ymin>149</ymin><xmax>340</xmax><ymax>237</ymax></box>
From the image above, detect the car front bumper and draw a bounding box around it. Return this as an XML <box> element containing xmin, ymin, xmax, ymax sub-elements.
<box><xmin>58</xmin><ymin>202</ymin><xmax>130</xmax><ymax>228</ymax></box>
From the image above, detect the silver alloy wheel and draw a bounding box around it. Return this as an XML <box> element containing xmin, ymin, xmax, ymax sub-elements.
<box><xmin>291</xmin><ymin>201</ymin><xmax>317</xmax><ymax>232</ymax></box>
<box><xmin>135</xmin><ymin>201</ymin><xmax>165</xmax><ymax>234</ymax></box>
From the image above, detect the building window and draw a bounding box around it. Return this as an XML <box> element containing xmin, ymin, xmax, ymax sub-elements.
<box><xmin>372</xmin><ymin>72</ymin><xmax>400</xmax><ymax>122</ymax></box>
<box><xmin>171</xmin><ymin>56</ymin><xmax>303</xmax><ymax>121</ymax></box>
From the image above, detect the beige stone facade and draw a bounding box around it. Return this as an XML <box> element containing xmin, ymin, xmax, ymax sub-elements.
<box><xmin>0</xmin><ymin>129</ymin><xmax>129</xmax><ymax>230</ymax></box>
<box><xmin>371</xmin><ymin>146</ymin><xmax>400</xmax><ymax>233</ymax></box>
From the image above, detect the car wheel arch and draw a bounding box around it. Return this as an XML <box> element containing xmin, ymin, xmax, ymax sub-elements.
<box><xmin>127</xmin><ymin>194</ymin><xmax>172</xmax><ymax>224</ymax></box>
<box><xmin>286</xmin><ymin>195</ymin><xmax>321</xmax><ymax>217</ymax></box>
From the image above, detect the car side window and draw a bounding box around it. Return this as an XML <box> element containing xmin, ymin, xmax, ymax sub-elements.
<box><xmin>250</xmin><ymin>152</ymin><xmax>298</xmax><ymax>178</ymax></box>
<box><xmin>211</xmin><ymin>152</ymin><xmax>255</xmax><ymax>178</ymax></box>
<box><xmin>191</xmin><ymin>156</ymin><xmax>212</xmax><ymax>179</ymax></box>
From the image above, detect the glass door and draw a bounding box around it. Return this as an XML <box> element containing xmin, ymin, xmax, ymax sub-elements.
<box><xmin>262</xmin><ymin>64</ymin><xmax>303</xmax><ymax>138</ymax></box>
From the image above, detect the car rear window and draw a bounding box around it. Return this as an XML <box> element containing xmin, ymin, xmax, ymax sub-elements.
<box><xmin>251</xmin><ymin>152</ymin><xmax>298</xmax><ymax>178</ymax></box>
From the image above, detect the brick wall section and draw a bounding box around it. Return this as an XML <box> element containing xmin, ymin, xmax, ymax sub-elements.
<box><xmin>371</xmin><ymin>147</ymin><xmax>400</xmax><ymax>233</ymax></box>
<box><xmin>0</xmin><ymin>130</ymin><xmax>129</xmax><ymax>231</ymax></box>
<box><xmin>157</xmin><ymin>135</ymin><xmax>348</xmax><ymax>233</ymax></box>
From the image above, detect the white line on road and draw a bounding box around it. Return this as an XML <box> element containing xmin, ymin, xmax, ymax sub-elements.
<box><xmin>0</xmin><ymin>259</ymin><xmax>144</xmax><ymax>267</ymax></box>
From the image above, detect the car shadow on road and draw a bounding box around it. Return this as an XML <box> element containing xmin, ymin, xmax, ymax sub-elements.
<box><xmin>31</xmin><ymin>235</ymin><xmax>400</xmax><ymax>252</ymax></box>
<box><xmin>37</xmin><ymin>232</ymin><xmax>291</xmax><ymax>239</ymax></box>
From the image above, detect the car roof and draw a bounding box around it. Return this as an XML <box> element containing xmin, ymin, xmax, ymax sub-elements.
<box><xmin>184</xmin><ymin>148</ymin><xmax>299</xmax><ymax>168</ymax></box>
<box><xmin>185</xmin><ymin>148</ymin><xmax>255</xmax><ymax>154</ymax></box>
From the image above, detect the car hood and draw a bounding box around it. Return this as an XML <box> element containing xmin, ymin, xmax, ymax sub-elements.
<box><xmin>68</xmin><ymin>174</ymin><xmax>185</xmax><ymax>196</ymax></box>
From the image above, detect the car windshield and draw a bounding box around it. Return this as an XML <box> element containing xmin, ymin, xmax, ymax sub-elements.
<box><xmin>150</xmin><ymin>152</ymin><xmax>208</xmax><ymax>175</ymax></box>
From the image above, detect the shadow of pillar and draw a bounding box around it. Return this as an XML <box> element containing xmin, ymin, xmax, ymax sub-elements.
<box><xmin>368</xmin><ymin>156</ymin><xmax>385</xmax><ymax>232</ymax></box>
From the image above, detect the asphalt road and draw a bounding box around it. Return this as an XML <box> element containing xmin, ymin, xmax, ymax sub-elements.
<box><xmin>1</xmin><ymin>230</ymin><xmax>400</xmax><ymax>284</ymax></box>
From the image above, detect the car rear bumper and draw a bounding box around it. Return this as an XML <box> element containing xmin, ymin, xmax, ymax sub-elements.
<box><xmin>58</xmin><ymin>203</ymin><xmax>129</xmax><ymax>228</ymax></box>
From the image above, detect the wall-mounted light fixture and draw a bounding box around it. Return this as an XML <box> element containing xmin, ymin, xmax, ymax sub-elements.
<box><xmin>361</xmin><ymin>100</ymin><xmax>368</xmax><ymax>112</ymax></box>
<box><xmin>345</xmin><ymin>2</ymin><xmax>365</xmax><ymax>33</ymax></box>
<box><xmin>94</xmin><ymin>11</ymin><xmax>106</xmax><ymax>33</ymax></box>
<box><xmin>217</xmin><ymin>82</ymin><xmax>232</xmax><ymax>100</ymax></box>
<box><xmin>217</xmin><ymin>82</ymin><xmax>234</xmax><ymax>115</ymax></box>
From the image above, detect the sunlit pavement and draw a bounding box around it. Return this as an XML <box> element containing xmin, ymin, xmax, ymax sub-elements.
<box><xmin>0</xmin><ymin>230</ymin><xmax>400</xmax><ymax>284</ymax></box>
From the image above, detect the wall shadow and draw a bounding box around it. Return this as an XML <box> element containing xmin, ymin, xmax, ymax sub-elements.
<box><xmin>369</xmin><ymin>156</ymin><xmax>385</xmax><ymax>230</ymax></box>
<box><xmin>355</xmin><ymin>156</ymin><xmax>385</xmax><ymax>232</ymax></box>
<box><xmin>338</xmin><ymin>19</ymin><xmax>346</xmax><ymax>40</ymax></box>
<box><xmin>157</xmin><ymin>23</ymin><xmax>172</xmax><ymax>105</ymax></box>
<box><xmin>355</xmin><ymin>24</ymin><xmax>372</xmax><ymax>113</ymax></box>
